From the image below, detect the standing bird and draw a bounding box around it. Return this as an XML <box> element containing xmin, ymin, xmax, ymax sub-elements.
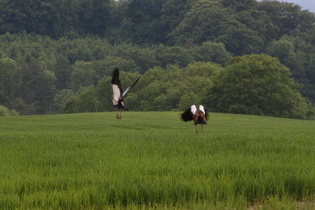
<box><xmin>181</xmin><ymin>105</ymin><xmax>207</xmax><ymax>134</ymax></box>
<box><xmin>111</xmin><ymin>68</ymin><xmax>141</xmax><ymax>119</ymax></box>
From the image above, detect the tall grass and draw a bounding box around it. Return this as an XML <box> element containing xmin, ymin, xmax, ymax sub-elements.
<box><xmin>0</xmin><ymin>112</ymin><xmax>314</xmax><ymax>209</ymax></box>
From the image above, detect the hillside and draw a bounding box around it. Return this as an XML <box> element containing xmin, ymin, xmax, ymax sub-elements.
<box><xmin>0</xmin><ymin>0</ymin><xmax>315</xmax><ymax>117</ymax></box>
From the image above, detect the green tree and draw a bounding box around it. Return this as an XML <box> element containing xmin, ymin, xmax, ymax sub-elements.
<box><xmin>70</xmin><ymin>61</ymin><xmax>97</xmax><ymax>91</ymax></box>
<box><xmin>183</xmin><ymin>62</ymin><xmax>221</xmax><ymax>95</ymax></box>
<box><xmin>159</xmin><ymin>0</ymin><xmax>194</xmax><ymax>45</ymax></box>
<box><xmin>53</xmin><ymin>89</ymin><xmax>74</xmax><ymax>113</ymax></box>
<box><xmin>78</xmin><ymin>0</ymin><xmax>111</xmax><ymax>36</ymax></box>
<box><xmin>0</xmin><ymin>58</ymin><xmax>19</xmax><ymax>106</ymax></box>
<box><xmin>153</xmin><ymin>45</ymin><xmax>193</xmax><ymax>68</ymax></box>
<box><xmin>95</xmin><ymin>76</ymin><xmax>112</xmax><ymax>111</ymax></box>
<box><xmin>19</xmin><ymin>60</ymin><xmax>57</xmax><ymax>114</ymax></box>
<box><xmin>76</xmin><ymin>86</ymin><xmax>97</xmax><ymax>112</ymax></box>
<box><xmin>189</xmin><ymin>41</ymin><xmax>231</xmax><ymax>65</ymax></box>
<box><xmin>127</xmin><ymin>63</ymin><xmax>221</xmax><ymax>111</ymax></box>
<box><xmin>64</xmin><ymin>96</ymin><xmax>79</xmax><ymax>113</ymax></box>
<box><xmin>112</xmin><ymin>43</ymin><xmax>157</xmax><ymax>73</ymax></box>
<box><xmin>265</xmin><ymin>34</ymin><xmax>315</xmax><ymax>102</ymax></box>
<box><xmin>97</xmin><ymin>56</ymin><xmax>140</xmax><ymax>74</ymax></box>
<box><xmin>19</xmin><ymin>60</ymin><xmax>42</xmax><ymax>106</ymax></box>
<box><xmin>266</xmin><ymin>38</ymin><xmax>295</xmax><ymax>61</ymax></box>
<box><xmin>34</xmin><ymin>70</ymin><xmax>57</xmax><ymax>114</ymax></box>
<box><xmin>53</xmin><ymin>55</ymin><xmax>73</xmax><ymax>90</ymax></box>
<box><xmin>172</xmin><ymin>0</ymin><xmax>229</xmax><ymax>46</ymax></box>
<box><xmin>107</xmin><ymin>0</ymin><xmax>161</xmax><ymax>44</ymax></box>
<box><xmin>11</xmin><ymin>97</ymin><xmax>30</xmax><ymax>115</ymax></box>
<box><xmin>257</xmin><ymin>0</ymin><xmax>315</xmax><ymax>38</ymax></box>
<box><xmin>2</xmin><ymin>0</ymin><xmax>59</xmax><ymax>36</ymax></box>
<box><xmin>171</xmin><ymin>0</ymin><xmax>263</xmax><ymax>55</ymax></box>
<box><xmin>206</xmin><ymin>54</ymin><xmax>311</xmax><ymax>119</ymax></box>
<box><xmin>177</xmin><ymin>90</ymin><xmax>200</xmax><ymax>111</ymax></box>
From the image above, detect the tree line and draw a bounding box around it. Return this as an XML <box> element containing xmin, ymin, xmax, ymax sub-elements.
<box><xmin>0</xmin><ymin>0</ymin><xmax>315</xmax><ymax>119</ymax></box>
<box><xmin>0</xmin><ymin>33</ymin><xmax>231</xmax><ymax>115</ymax></box>
<box><xmin>64</xmin><ymin>55</ymin><xmax>315</xmax><ymax>119</ymax></box>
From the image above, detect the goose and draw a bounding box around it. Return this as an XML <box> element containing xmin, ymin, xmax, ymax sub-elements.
<box><xmin>111</xmin><ymin>68</ymin><xmax>141</xmax><ymax>119</ymax></box>
<box><xmin>181</xmin><ymin>105</ymin><xmax>207</xmax><ymax>133</ymax></box>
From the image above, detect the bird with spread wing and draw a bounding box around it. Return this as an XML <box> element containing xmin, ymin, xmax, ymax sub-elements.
<box><xmin>111</xmin><ymin>68</ymin><xmax>141</xmax><ymax>119</ymax></box>
<box><xmin>181</xmin><ymin>105</ymin><xmax>207</xmax><ymax>134</ymax></box>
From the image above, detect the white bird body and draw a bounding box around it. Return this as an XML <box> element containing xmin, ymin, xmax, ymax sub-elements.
<box><xmin>112</xmin><ymin>84</ymin><xmax>123</xmax><ymax>107</ymax></box>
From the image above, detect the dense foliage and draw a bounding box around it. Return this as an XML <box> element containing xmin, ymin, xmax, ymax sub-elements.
<box><xmin>206</xmin><ymin>55</ymin><xmax>313</xmax><ymax>119</ymax></box>
<box><xmin>0</xmin><ymin>0</ymin><xmax>315</xmax><ymax>119</ymax></box>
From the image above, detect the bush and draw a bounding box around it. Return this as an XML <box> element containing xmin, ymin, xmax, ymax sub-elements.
<box><xmin>0</xmin><ymin>105</ymin><xmax>18</xmax><ymax>116</ymax></box>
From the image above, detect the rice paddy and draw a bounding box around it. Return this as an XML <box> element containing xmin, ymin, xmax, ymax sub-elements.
<box><xmin>0</xmin><ymin>112</ymin><xmax>314</xmax><ymax>209</ymax></box>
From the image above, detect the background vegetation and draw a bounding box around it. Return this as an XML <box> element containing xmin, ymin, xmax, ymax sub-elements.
<box><xmin>0</xmin><ymin>0</ymin><xmax>315</xmax><ymax>118</ymax></box>
<box><xmin>0</xmin><ymin>112</ymin><xmax>314</xmax><ymax>209</ymax></box>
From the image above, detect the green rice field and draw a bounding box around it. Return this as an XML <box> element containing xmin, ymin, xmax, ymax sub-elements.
<box><xmin>0</xmin><ymin>112</ymin><xmax>314</xmax><ymax>209</ymax></box>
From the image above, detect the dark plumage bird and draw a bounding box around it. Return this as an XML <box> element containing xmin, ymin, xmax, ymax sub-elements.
<box><xmin>111</xmin><ymin>68</ymin><xmax>141</xmax><ymax>119</ymax></box>
<box><xmin>181</xmin><ymin>105</ymin><xmax>207</xmax><ymax>133</ymax></box>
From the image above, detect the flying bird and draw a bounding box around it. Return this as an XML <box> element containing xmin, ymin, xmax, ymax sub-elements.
<box><xmin>111</xmin><ymin>68</ymin><xmax>141</xmax><ymax>119</ymax></box>
<box><xmin>181</xmin><ymin>105</ymin><xmax>207</xmax><ymax>134</ymax></box>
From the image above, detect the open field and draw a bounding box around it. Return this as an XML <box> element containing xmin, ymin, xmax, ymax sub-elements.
<box><xmin>0</xmin><ymin>112</ymin><xmax>314</xmax><ymax>209</ymax></box>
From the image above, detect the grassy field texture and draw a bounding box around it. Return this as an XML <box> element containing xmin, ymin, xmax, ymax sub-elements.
<box><xmin>0</xmin><ymin>112</ymin><xmax>314</xmax><ymax>209</ymax></box>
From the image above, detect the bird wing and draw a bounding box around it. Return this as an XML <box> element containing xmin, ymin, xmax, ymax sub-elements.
<box><xmin>191</xmin><ymin>105</ymin><xmax>197</xmax><ymax>115</ymax></box>
<box><xmin>122</xmin><ymin>75</ymin><xmax>141</xmax><ymax>97</ymax></box>
<box><xmin>181</xmin><ymin>105</ymin><xmax>196</xmax><ymax>122</ymax></box>
<box><xmin>199</xmin><ymin>105</ymin><xmax>205</xmax><ymax>114</ymax></box>
<box><xmin>199</xmin><ymin>105</ymin><xmax>207</xmax><ymax>121</ymax></box>
<box><xmin>111</xmin><ymin>69</ymin><xmax>122</xmax><ymax>91</ymax></box>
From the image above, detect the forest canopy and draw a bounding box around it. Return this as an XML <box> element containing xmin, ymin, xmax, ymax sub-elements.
<box><xmin>0</xmin><ymin>0</ymin><xmax>315</xmax><ymax>119</ymax></box>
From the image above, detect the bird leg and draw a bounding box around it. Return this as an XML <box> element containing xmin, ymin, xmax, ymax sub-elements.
<box><xmin>201</xmin><ymin>125</ymin><xmax>204</xmax><ymax>134</ymax></box>
<box><xmin>116</xmin><ymin>108</ymin><xmax>121</xmax><ymax>119</ymax></box>
<box><xmin>195</xmin><ymin>125</ymin><xmax>198</xmax><ymax>134</ymax></box>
